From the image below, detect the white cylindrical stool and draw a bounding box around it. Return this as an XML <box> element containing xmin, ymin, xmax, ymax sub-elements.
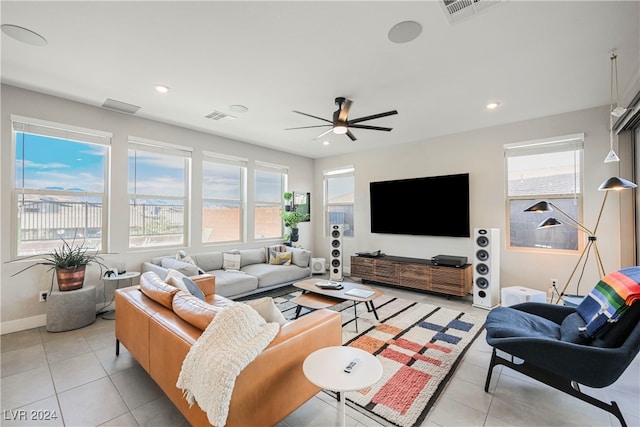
<box><xmin>46</xmin><ymin>285</ymin><xmax>96</xmax><ymax>332</ymax></box>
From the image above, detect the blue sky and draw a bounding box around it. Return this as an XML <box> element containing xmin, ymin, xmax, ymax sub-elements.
<box><xmin>16</xmin><ymin>133</ymin><xmax>106</xmax><ymax>193</ymax></box>
<box><xmin>16</xmin><ymin>133</ymin><xmax>283</xmax><ymax>202</ymax></box>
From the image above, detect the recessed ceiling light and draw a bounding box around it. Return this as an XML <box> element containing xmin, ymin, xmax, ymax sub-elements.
<box><xmin>388</xmin><ymin>21</ymin><xmax>422</xmax><ymax>44</ymax></box>
<box><xmin>1</xmin><ymin>24</ymin><xmax>47</xmax><ymax>46</ymax></box>
<box><xmin>154</xmin><ymin>84</ymin><xmax>171</xmax><ymax>94</ymax></box>
<box><xmin>229</xmin><ymin>104</ymin><xmax>248</xmax><ymax>113</ymax></box>
<box><xmin>486</xmin><ymin>101</ymin><xmax>500</xmax><ymax>110</ymax></box>
<box><xmin>323</xmin><ymin>141</ymin><xmax>330</xmax><ymax>146</ymax></box>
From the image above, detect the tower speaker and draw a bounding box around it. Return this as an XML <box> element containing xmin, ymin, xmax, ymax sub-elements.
<box><xmin>329</xmin><ymin>225</ymin><xmax>343</xmax><ymax>281</ymax></box>
<box><xmin>311</xmin><ymin>258</ymin><xmax>326</xmax><ymax>274</ymax></box>
<box><xmin>472</xmin><ymin>227</ymin><xmax>500</xmax><ymax>309</ymax></box>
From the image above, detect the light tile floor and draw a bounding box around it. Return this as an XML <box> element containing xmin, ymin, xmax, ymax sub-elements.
<box><xmin>2</xmin><ymin>282</ymin><xmax>639</xmax><ymax>427</ymax></box>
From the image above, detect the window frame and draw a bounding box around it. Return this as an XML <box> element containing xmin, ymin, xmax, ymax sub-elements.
<box><xmin>128</xmin><ymin>137</ymin><xmax>192</xmax><ymax>250</ymax></box>
<box><xmin>505</xmin><ymin>133</ymin><xmax>585</xmax><ymax>253</ymax></box>
<box><xmin>253</xmin><ymin>161</ymin><xmax>287</xmax><ymax>241</ymax></box>
<box><xmin>201</xmin><ymin>151</ymin><xmax>247</xmax><ymax>244</ymax></box>
<box><xmin>11</xmin><ymin>115</ymin><xmax>111</xmax><ymax>259</ymax></box>
<box><xmin>324</xmin><ymin>166</ymin><xmax>355</xmax><ymax>238</ymax></box>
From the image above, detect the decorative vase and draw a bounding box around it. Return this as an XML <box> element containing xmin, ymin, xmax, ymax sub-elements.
<box><xmin>290</xmin><ymin>227</ymin><xmax>299</xmax><ymax>242</ymax></box>
<box><xmin>56</xmin><ymin>266</ymin><xmax>86</xmax><ymax>291</ymax></box>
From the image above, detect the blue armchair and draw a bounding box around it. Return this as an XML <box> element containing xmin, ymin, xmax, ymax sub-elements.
<box><xmin>484</xmin><ymin>300</ymin><xmax>640</xmax><ymax>427</ymax></box>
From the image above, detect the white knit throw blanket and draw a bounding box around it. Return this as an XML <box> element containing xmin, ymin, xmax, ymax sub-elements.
<box><xmin>176</xmin><ymin>302</ymin><xmax>280</xmax><ymax>426</ymax></box>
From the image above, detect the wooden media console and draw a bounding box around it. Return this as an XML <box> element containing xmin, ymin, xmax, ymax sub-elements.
<box><xmin>350</xmin><ymin>255</ymin><xmax>472</xmax><ymax>297</ymax></box>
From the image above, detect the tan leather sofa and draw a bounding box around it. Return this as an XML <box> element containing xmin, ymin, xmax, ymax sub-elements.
<box><xmin>115</xmin><ymin>272</ymin><xmax>342</xmax><ymax>426</ymax></box>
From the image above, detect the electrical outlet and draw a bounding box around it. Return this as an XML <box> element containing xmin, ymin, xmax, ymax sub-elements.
<box><xmin>39</xmin><ymin>291</ymin><xmax>48</xmax><ymax>303</ymax></box>
<box><xmin>551</xmin><ymin>278</ymin><xmax>558</xmax><ymax>288</ymax></box>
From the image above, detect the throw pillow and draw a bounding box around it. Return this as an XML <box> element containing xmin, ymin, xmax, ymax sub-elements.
<box><xmin>176</xmin><ymin>250</ymin><xmax>193</xmax><ymax>264</ymax></box>
<box><xmin>223</xmin><ymin>251</ymin><xmax>241</xmax><ymax>270</ymax></box>
<box><xmin>183</xmin><ymin>277</ymin><xmax>206</xmax><ymax>301</ymax></box>
<box><xmin>175</xmin><ymin>250</ymin><xmax>205</xmax><ymax>274</ymax></box>
<box><xmin>161</xmin><ymin>257</ymin><xmax>200</xmax><ymax>276</ymax></box>
<box><xmin>269</xmin><ymin>252</ymin><xmax>292</xmax><ymax>266</ymax></box>
<box><xmin>245</xmin><ymin>297</ymin><xmax>287</xmax><ymax>325</ymax></box>
<box><xmin>164</xmin><ymin>268</ymin><xmax>190</xmax><ymax>293</ymax></box>
<box><xmin>267</xmin><ymin>245</ymin><xmax>288</xmax><ymax>263</ymax></box>
<box><xmin>291</xmin><ymin>248</ymin><xmax>311</xmax><ymax>268</ymax></box>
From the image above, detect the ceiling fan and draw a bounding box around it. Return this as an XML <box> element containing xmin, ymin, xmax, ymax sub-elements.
<box><xmin>285</xmin><ymin>97</ymin><xmax>398</xmax><ymax>141</ymax></box>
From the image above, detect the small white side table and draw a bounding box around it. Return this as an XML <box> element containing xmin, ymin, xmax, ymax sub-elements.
<box><xmin>101</xmin><ymin>271</ymin><xmax>140</xmax><ymax>320</ymax></box>
<box><xmin>303</xmin><ymin>346</ymin><xmax>383</xmax><ymax>427</ymax></box>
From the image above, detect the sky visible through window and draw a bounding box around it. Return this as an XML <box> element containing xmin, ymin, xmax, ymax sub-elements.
<box><xmin>128</xmin><ymin>149</ymin><xmax>185</xmax><ymax>198</ymax></box>
<box><xmin>16</xmin><ymin>133</ymin><xmax>106</xmax><ymax>192</ymax></box>
<box><xmin>203</xmin><ymin>161</ymin><xmax>241</xmax><ymax>201</ymax></box>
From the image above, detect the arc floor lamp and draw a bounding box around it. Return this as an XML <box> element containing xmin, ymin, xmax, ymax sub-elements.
<box><xmin>525</xmin><ymin>176</ymin><xmax>637</xmax><ymax>304</ymax></box>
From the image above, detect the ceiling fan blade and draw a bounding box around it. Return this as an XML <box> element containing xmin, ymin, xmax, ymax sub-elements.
<box><xmin>348</xmin><ymin>110</ymin><xmax>398</xmax><ymax>125</ymax></box>
<box><xmin>349</xmin><ymin>124</ymin><xmax>393</xmax><ymax>132</ymax></box>
<box><xmin>338</xmin><ymin>99</ymin><xmax>352</xmax><ymax>122</ymax></box>
<box><xmin>313</xmin><ymin>128</ymin><xmax>335</xmax><ymax>139</ymax></box>
<box><xmin>346</xmin><ymin>130</ymin><xmax>357</xmax><ymax>141</ymax></box>
<box><xmin>285</xmin><ymin>125</ymin><xmax>332</xmax><ymax>130</ymax></box>
<box><xmin>292</xmin><ymin>110</ymin><xmax>333</xmax><ymax>123</ymax></box>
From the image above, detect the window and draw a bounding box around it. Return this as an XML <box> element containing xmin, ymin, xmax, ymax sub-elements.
<box><xmin>254</xmin><ymin>161</ymin><xmax>286</xmax><ymax>240</ymax></box>
<box><xmin>505</xmin><ymin>134</ymin><xmax>584</xmax><ymax>251</ymax></box>
<box><xmin>128</xmin><ymin>138</ymin><xmax>191</xmax><ymax>248</ymax></box>
<box><xmin>324</xmin><ymin>166</ymin><xmax>355</xmax><ymax>237</ymax></box>
<box><xmin>12</xmin><ymin>116</ymin><xmax>111</xmax><ymax>257</ymax></box>
<box><xmin>202</xmin><ymin>152</ymin><xmax>246</xmax><ymax>244</ymax></box>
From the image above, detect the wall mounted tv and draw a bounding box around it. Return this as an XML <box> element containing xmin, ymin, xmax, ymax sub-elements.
<box><xmin>370</xmin><ymin>173</ymin><xmax>470</xmax><ymax>238</ymax></box>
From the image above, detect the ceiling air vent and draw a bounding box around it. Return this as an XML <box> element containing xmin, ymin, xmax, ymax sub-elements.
<box><xmin>205</xmin><ymin>110</ymin><xmax>237</xmax><ymax>121</ymax></box>
<box><xmin>102</xmin><ymin>98</ymin><xmax>140</xmax><ymax>115</ymax></box>
<box><xmin>441</xmin><ymin>0</ymin><xmax>504</xmax><ymax>24</ymax></box>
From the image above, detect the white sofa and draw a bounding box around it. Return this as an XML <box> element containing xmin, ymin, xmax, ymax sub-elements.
<box><xmin>141</xmin><ymin>246</ymin><xmax>311</xmax><ymax>299</ymax></box>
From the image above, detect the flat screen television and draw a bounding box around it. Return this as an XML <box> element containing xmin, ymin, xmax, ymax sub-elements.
<box><xmin>370</xmin><ymin>173</ymin><xmax>470</xmax><ymax>237</ymax></box>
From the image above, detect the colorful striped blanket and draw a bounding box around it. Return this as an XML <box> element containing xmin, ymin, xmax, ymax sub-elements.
<box><xmin>576</xmin><ymin>266</ymin><xmax>640</xmax><ymax>338</ymax></box>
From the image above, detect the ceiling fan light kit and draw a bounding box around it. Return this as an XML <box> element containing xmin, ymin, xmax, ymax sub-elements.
<box><xmin>286</xmin><ymin>97</ymin><xmax>398</xmax><ymax>141</ymax></box>
<box><xmin>333</xmin><ymin>124</ymin><xmax>348</xmax><ymax>135</ymax></box>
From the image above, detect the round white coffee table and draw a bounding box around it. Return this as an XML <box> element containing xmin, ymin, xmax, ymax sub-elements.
<box><xmin>303</xmin><ymin>346</ymin><xmax>383</xmax><ymax>427</ymax></box>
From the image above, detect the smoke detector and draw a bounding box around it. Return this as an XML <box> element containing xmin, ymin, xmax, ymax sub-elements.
<box><xmin>441</xmin><ymin>0</ymin><xmax>505</xmax><ymax>24</ymax></box>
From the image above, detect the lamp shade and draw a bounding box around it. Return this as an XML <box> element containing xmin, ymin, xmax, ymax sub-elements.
<box><xmin>598</xmin><ymin>176</ymin><xmax>638</xmax><ymax>191</ymax></box>
<box><xmin>524</xmin><ymin>201</ymin><xmax>553</xmax><ymax>212</ymax></box>
<box><xmin>537</xmin><ymin>217</ymin><xmax>562</xmax><ymax>229</ymax></box>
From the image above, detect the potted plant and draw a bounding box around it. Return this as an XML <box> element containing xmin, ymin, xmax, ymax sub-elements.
<box><xmin>281</xmin><ymin>207</ymin><xmax>309</xmax><ymax>244</ymax></box>
<box><xmin>283</xmin><ymin>191</ymin><xmax>293</xmax><ymax>211</ymax></box>
<box><xmin>12</xmin><ymin>237</ymin><xmax>108</xmax><ymax>292</ymax></box>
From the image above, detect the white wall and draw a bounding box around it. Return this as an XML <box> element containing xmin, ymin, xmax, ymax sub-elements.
<box><xmin>1</xmin><ymin>84</ymin><xmax>314</xmax><ymax>333</ymax></box>
<box><xmin>313</xmin><ymin>105</ymin><xmax>634</xmax><ymax>296</ymax></box>
<box><xmin>2</xmin><ymin>84</ymin><xmax>634</xmax><ymax>333</ymax></box>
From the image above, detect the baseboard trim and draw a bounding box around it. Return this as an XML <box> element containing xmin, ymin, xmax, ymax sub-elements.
<box><xmin>1</xmin><ymin>314</ymin><xmax>46</xmax><ymax>335</ymax></box>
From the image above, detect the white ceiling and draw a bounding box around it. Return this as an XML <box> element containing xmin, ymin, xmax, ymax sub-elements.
<box><xmin>2</xmin><ymin>1</ymin><xmax>639</xmax><ymax>159</ymax></box>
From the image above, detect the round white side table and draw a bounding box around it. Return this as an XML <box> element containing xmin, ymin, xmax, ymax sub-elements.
<box><xmin>101</xmin><ymin>271</ymin><xmax>140</xmax><ymax>319</ymax></box>
<box><xmin>303</xmin><ymin>346</ymin><xmax>383</xmax><ymax>427</ymax></box>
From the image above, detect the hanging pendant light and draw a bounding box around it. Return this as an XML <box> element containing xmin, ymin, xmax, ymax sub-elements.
<box><xmin>605</xmin><ymin>50</ymin><xmax>625</xmax><ymax>163</ymax></box>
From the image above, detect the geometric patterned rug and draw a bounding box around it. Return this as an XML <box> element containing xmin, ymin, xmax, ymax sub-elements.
<box><xmin>241</xmin><ymin>286</ymin><xmax>486</xmax><ymax>427</ymax></box>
